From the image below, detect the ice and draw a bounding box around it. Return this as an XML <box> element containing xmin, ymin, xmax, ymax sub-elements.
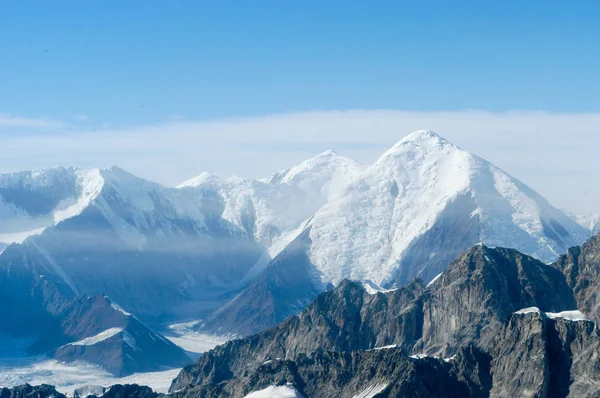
<box><xmin>426</xmin><ymin>273</ymin><xmax>442</xmax><ymax>288</ymax></box>
<box><xmin>177</xmin><ymin>150</ymin><xmax>362</xmax><ymax>258</ymax></box>
<box><xmin>546</xmin><ymin>310</ymin><xmax>589</xmax><ymax>322</ymax></box>
<box><xmin>0</xmin><ymin>358</ymin><xmax>180</xmax><ymax>394</ymax></box>
<box><xmin>352</xmin><ymin>382</ymin><xmax>389</xmax><ymax>398</ymax></box>
<box><xmin>514</xmin><ymin>307</ymin><xmax>590</xmax><ymax>322</ymax></box>
<box><xmin>163</xmin><ymin>321</ymin><xmax>230</xmax><ymax>354</ymax></box>
<box><xmin>362</xmin><ymin>280</ymin><xmax>398</xmax><ymax>295</ymax></box>
<box><xmin>68</xmin><ymin>328</ymin><xmax>123</xmax><ymax>346</ymax></box>
<box><xmin>372</xmin><ymin>345</ymin><xmax>398</xmax><ymax>350</ymax></box>
<box><xmin>244</xmin><ymin>385</ymin><xmax>305</xmax><ymax>398</ymax></box>
<box><xmin>409</xmin><ymin>353</ymin><xmax>431</xmax><ymax>360</ymax></box>
<box><xmin>514</xmin><ymin>307</ymin><xmax>542</xmax><ymax>315</ymax></box>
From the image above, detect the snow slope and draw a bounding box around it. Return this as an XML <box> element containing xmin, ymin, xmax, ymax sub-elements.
<box><xmin>178</xmin><ymin>151</ymin><xmax>362</xmax><ymax>250</ymax></box>
<box><xmin>68</xmin><ymin>328</ymin><xmax>124</xmax><ymax>346</ymax></box>
<box><xmin>302</xmin><ymin>131</ymin><xmax>589</xmax><ymax>286</ymax></box>
<box><xmin>0</xmin><ymin>167</ymin><xmax>103</xmax><ymax>249</ymax></box>
<box><xmin>244</xmin><ymin>385</ymin><xmax>305</xmax><ymax>398</ymax></box>
<box><xmin>570</xmin><ymin>213</ymin><xmax>600</xmax><ymax>235</ymax></box>
<box><xmin>0</xmin><ymin>359</ymin><xmax>180</xmax><ymax>394</ymax></box>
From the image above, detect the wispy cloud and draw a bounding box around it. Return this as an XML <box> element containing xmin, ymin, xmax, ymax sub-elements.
<box><xmin>0</xmin><ymin>113</ymin><xmax>66</xmax><ymax>129</ymax></box>
<box><xmin>1</xmin><ymin>109</ymin><xmax>599</xmax><ymax>213</ymax></box>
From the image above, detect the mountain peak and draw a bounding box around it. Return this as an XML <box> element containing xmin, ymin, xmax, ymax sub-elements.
<box><xmin>375</xmin><ymin>130</ymin><xmax>462</xmax><ymax>169</ymax></box>
<box><xmin>318</xmin><ymin>149</ymin><xmax>338</xmax><ymax>157</ymax></box>
<box><xmin>402</xmin><ymin>129</ymin><xmax>443</xmax><ymax>142</ymax></box>
<box><xmin>392</xmin><ymin>130</ymin><xmax>454</xmax><ymax>151</ymax></box>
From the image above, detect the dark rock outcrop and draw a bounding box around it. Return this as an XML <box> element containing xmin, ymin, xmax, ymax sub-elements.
<box><xmin>554</xmin><ymin>233</ymin><xmax>600</xmax><ymax>323</ymax></box>
<box><xmin>172</xmin><ymin>348</ymin><xmax>482</xmax><ymax>398</ymax></box>
<box><xmin>490</xmin><ymin>309</ymin><xmax>600</xmax><ymax>397</ymax></box>
<box><xmin>0</xmin><ymin>384</ymin><xmax>66</xmax><ymax>398</ymax></box>
<box><xmin>96</xmin><ymin>384</ymin><xmax>158</xmax><ymax>398</ymax></box>
<box><xmin>51</xmin><ymin>304</ymin><xmax>191</xmax><ymax>376</ymax></box>
<box><xmin>170</xmin><ymin>244</ymin><xmax>583</xmax><ymax>396</ymax></box>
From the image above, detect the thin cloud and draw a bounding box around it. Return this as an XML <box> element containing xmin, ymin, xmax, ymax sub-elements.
<box><xmin>1</xmin><ymin>109</ymin><xmax>599</xmax><ymax>213</ymax></box>
<box><xmin>0</xmin><ymin>113</ymin><xmax>66</xmax><ymax>129</ymax></box>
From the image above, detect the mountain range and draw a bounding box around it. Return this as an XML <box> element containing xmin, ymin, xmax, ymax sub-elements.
<box><xmin>0</xmin><ymin>130</ymin><xmax>595</xmax><ymax>382</ymax></box>
<box><xmin>198</xmin><ymin>131</ymin><xmax>590</xmax><ymax>336</ymax></box>
<box><xmin>168</xmin><ymin>232</ymin><xmax>600</xmax><ymax>397</ymax></box>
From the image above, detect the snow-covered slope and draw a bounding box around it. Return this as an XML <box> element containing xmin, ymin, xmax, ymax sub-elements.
<box><xmin>0</xmin><ymin>166</ymin><xmax>267</xmax><ymax>325</ymax></box>
<box><xmin>291</xmin><ymin>131</ymin><xmax>590</xmax><ymax>287</ymax></box>
<box><xmin>178</xmin><ymin>151</ymin><xmax>362</xmax><ymax>249</ymax></box>
<box><xmin>198</xmin><ymin>131</ymin><xmax>591</xmax><ymax>337</ymax></box>
<box><xmin>262</xmin><ymin>149</ymin><xmax>364</xmax><ymax>202</ymax></box>
<box><xmin>177</xmin><ymin>151</ymin><xmax>363</xmax><ymax>280</ymax></box>
<box><xmin>0</xmin><ymin>167</ymin><xmax>103</xmax><ymax>249</ymax></box>
<box><xmin>570</xmin><ymin>213</ymin><xmax>600</xmax><ymax>235</ymax></box>
<box><xmin>0</xmin><ymin>152</ymin><xmax>362</xmax><ymax>325</ymax></box>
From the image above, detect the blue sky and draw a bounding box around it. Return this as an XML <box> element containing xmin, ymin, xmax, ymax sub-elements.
<box><xmin>1</xmin><ymin>2</ymin><xmax>600</xmax><ymax>212</ymax></box>
<box><xmin>2</xmin><ymin>1</ymin><xmax>599</xmax><ymax>125</ymax></box>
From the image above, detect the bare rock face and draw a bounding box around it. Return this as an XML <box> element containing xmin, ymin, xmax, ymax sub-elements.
<box><xmin>51</xmin><ymin>308</ymin><xmax>191</xmax><ymax>376</ymax></box>
<box><xmin>416</xmin><ymin>244</ymin><xmax>576</xmax><ymax>356</ymax></box>
<box><xmin>170</xmin><ymin>244</ymin><xmax>589</xmax><ymax>397</ymax></box>
<box><xmin>554</xmin><ymin>233</ymin><xmax>600</xmax><ymax>322</ymax></box>
<box><xmin>15</xmin><ymin>236</ymin><xmax>600</xmax><ymax>397</ymax></box>
<box><xmin>490</xmin><ymin>310</ymin><xmax>600</xmax><ymax>398</ymax></box>
<box><xmin>172</xmin><ymin>349</ymin><xmax>481</xmax><ymax>398</ymax></box>
<box><xmin>96</xmin><ymin>384</ymin><xmax>158</xmax><ymax>398</ymax></box>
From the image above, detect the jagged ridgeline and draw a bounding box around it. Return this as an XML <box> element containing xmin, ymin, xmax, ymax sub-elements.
<box><xmin>169</xmin><ymin>234</ymin><xmax>600</xmax><ymax>397</ymax></box>
<box><xmin>0</xmin><ymin>131</ymin><xmax>597</xmax><ymax>392</ymax></box>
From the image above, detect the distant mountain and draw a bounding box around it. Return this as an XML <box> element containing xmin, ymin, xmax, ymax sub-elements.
<box><xmin>0</xmin><ymin>241</ymin><xmax>190</xmax><ymax>376</ymax></box>
<box><xmin>0</xmin><ymin>152</ymin><xmax>362</xmax><ymax>374</ymax></box>
<box><xmin>569</xmin><ymin>212</ymin><xmax>600</xmax><ymax>235</ymax></box>
<box><xmin>302</xmin><ymin>131</ymin><xmax>588</xmax><ymax>286</ymax></box>
<box><xmin>0</xmin><ymin>132</ymin><xmax>592</xmax><ymax>380</ymax></box>
<box><xmin>177</xmin><ymin>150</ymin><xmax>362</xmax><ymax>282</ymax></box>
<box><xmin>170</xmin><ymin>237</ymin><xmax>600</xmax><ymax>397</ymax></box>
<box><xmin>201</xmin><ymin>131</ymin><xmax>590</xmax><ymax>336</ymax></box>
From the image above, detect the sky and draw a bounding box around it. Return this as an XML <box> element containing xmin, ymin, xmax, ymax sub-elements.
<box><xmin>1</xmin><ymin>1</ymin><xmax>599</xmax><ymax>213</ymax></box>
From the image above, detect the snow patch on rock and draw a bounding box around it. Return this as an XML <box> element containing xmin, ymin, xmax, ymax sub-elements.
<box><xmin>352</xmin><ymin>382</ymin><xmax>389</xmax><ymax>398</ymax></box>
<box><xmin>244</xmin><ymin>385</ymin><xmax>304</xmax><ymax>398</ymax></box>
<box><xmin>68</xmin><ymin>328</ymin><xmax>124</xmax><ymax>346</ymax></box>
<box><xmin>515</xmin><ymin>307</ymin><xmax>590</xmax><ymax>322</ymax></box>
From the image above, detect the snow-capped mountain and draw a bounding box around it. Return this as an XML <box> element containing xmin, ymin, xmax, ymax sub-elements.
<box><xmin>201</xmin><ymin>130</ymin><xmax>591</xmax><ymax>336</ymax></box>
<box><xmin>0</xmin><ymin>151</ymin><xmax>362</xmax><ymax>378</ymax></box>
<box><xmin>570</xmin><ymin>213</ymin><xmax>600</xmax><ymax>235</ymax></box>
<box><xmin>0</xmin><ymin>152</ymin><xmax>362</xmax><ymax>325</ymax></box>
<box><xmin>176</xmin><ymin>151</ymin><xmax>363</xmax><ymax>280</ymax></box>
<box><xmin>0</xmin><ymin>166</ymin><xmax>267</xmax><ymax>323</ymax></box>
<box><xmin>178</xmin><ymin>150</ymin><xmax>362</xmax><ymax>248</ymax></box>
<box><xmin>261</xmin><ymin>149</ymin><xmax>364</xmax><ymax>202</ymax></box>
<box><xmin>305</xmin><ymin>130</ymin><xmax>589</xmax><ymax>287</ymax></box>
<box><xmin>0</xmin><ymin>167</ymin><xmax>99</xmax><ymax>250</ymax></box>
<box><xmin>0</xmin><ymin>131</ymin><xmax>592</xmax><ymax>374</ymax></box>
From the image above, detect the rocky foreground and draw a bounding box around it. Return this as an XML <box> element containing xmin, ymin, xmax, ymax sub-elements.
<box><xmin>5</xmin><ymin>234</ymin><xmax>600</xmax><ymax>397</ymax></box>
<box><xmin>169</xmin><ymin>235</ymin><xmax>600</xmax><ymax>397</ymax></box>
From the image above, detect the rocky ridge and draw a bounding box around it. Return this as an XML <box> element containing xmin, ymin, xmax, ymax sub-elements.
<box><xmin>170</xmin><ymin>235</ymin><xmax>600</xmax><ymax>397</ymax></box>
